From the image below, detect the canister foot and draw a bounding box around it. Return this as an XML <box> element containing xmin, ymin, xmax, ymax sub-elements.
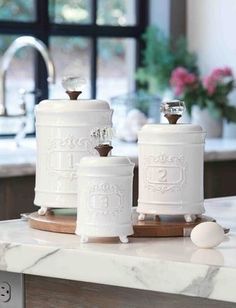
<box><xmin>138</xmin><ymin>213</ymin><xmax>146</xmax><ymax>221</ymax></box>
<box><xmin>80</xmin><ymin>235</ymin><xmax>88</xmax><ymax>243</ymax></box>
<box><xmin>38</xmin><ymin>207</ymin><xmax>49</xmax><ymax>216</ymax></box>
<box><xmin>184</xmin><ymin>214</ymin><xmax>196</xmax><ymax>223</ymax></box>
<box><xmin>119</xmin><ymin>236</ymin><xmax>129</xmax><ymax>243</ymax></box>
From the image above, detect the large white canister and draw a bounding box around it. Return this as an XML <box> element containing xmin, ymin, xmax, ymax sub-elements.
<box><xmin>76</xmin><ymin>154</ymin><xmax>134</xmax><ymax>243</ymax></box>
<box><xmin>137</xmin><ymin>101</ymin><xmax>206</xmax><ymax>222</ymax></box>
<box><xmin>34</xmin><ymin>98</ymin><xmax>113</xmax><ymax>214</ymax></box>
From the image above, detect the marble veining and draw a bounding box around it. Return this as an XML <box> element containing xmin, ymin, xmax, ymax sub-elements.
<box><xmin>21</xmin><ymin>248</ymin><xmax>60</xmax><ymax>272</ymax></box>
<box><xmin>181</xmin><ymin>266</ymin><xmax>220</xmax><ymax>298</ymax></box>
<box><xmin>0</xmin><ymin>198</ymin><xmax>236</xmax><ymax>303</ymax></box>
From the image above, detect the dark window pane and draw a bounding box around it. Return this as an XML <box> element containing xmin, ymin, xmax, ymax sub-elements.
<box><xmin>0</xmin><ymin>35</ymin><xmax>35</xmax><ymax>135</ymax></box>
<box><xmin>0</xmin><ymin>0</ymin><xmax>36</xmax><ymax>22</ymax></box>
<box><xmin>50</xmin><ymin>36</ymin><xmax>91</xmax><ymax>99</ymax></box>
<box><xmin>97</xmin><ymin>0</ymin><xmax>136</xmax><ymax>26</ymax></box>
<box><xmin>49</xmin><ymin>0</ymin><xmax>92</xmax><ymax>24</ymax></box>
<box><xmin>97</xmin><ymin>38</ymin><xmax>136</xmax><ymax>101</ymax></box>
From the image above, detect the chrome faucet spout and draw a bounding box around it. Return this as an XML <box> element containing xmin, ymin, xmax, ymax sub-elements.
<box><xmin>0</xmin><ymin>36</ymin><xmax>55</xmax><ymax>116</ymax></box>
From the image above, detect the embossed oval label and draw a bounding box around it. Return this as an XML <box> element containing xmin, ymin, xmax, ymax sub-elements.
<box><xmin>146</xmin><ymin>166</ymin><xmax>183</xmax><ymax>184</ymax></box>
<box><xmin>144</xmin><ymin>154</ymin><xmax>187</xmax><ymax>193</ymax></box>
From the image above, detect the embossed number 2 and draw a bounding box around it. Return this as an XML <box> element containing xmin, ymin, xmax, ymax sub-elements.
<box><xmin>157</xmin><ymin>168</ymin><xmax>167</xmax><ymax>182</ymax></box>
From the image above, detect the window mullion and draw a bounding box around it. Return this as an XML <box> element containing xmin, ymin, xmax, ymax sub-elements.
<box><xmin>135</xmin><ymin>0</ymin><xmax>149</xmax><ymax>68</ymax></box>
<box><xmin>34</xmin><ymin>0</ymin><xmax>50</xmax><ymax>104</ymax></box>
<box><xmin>135</xmin><ymin>0</ymin><xmax>149</xmax><ymax>91</ymax></box>
<box><xmin>91</xmin><ymin>38</ymin><xmax>97</xmax><ymax>99</ymax></box>
<box><xmin>0</xmin><ymin>0</ymin><xmax>149</xmax><ymax>137</ymax></box>
<box><xmin>91</xmin><ymin>0</ymin><xmax>98</xmax><ymax>99</ymax></box>
<box><xmin>92</xmin><ymin>0</ymin><xmax>97</xmax><ymax>24</ymax></box>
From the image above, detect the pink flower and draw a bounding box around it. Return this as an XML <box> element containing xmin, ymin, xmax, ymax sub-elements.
<box><xmin>203</xmin><ymin>66</ymin><xmax>233</xmax><ymax>95</ymax></box>
<box><xmin>170</xmin><ymin>67</ymin><xmax>197</xmax><ymax>96</ymax></box>
<box><xmin>203</xmin><ymin>76</ymin><xmax>216</xmax><ymax>95</ymax></box>
<box><xmin>222</xmin><ymin>67</ymin><xmax>233</xmax><ymax>76</ymax></box>
<box><xmin>211</xmin><ymin>67</ymin><xmax>232</xmax><ymax>79</ymax></box>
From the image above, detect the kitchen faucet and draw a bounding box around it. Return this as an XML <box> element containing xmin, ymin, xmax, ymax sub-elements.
<box><xmin>0</xmin><ymin>36</ymin><xmax>55</xmax><ymax>116</ymax></box>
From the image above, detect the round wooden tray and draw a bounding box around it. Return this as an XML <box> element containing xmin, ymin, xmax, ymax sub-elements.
<box><xmin>28</xmin><ymin>210</ymin><xmax>216</xmax><ymax>237</ymax></box>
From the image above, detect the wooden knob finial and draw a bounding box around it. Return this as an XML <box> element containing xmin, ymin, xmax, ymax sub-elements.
<box><xmin>66</xmin><ymin>91</ymin><xmax>82</xmax><ymax>100</ymax></box>
<box><xmin>95</xmin><ymin>144</ymin><xmax>113</xmax><ymax>157</ymax></box>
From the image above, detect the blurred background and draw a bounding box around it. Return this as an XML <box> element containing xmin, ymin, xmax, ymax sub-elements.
<box><xmin>1</xmin><ymin>0</ymin><xmax>236</xmax><ymax>219</ymax></box>
<box><xmin>1</xmin><ymin>0</ymin><xmax>236</xmax><ymax>139</ymax></box>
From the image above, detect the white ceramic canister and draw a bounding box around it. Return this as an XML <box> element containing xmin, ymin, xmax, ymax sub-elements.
<box><xmin>76</xmin><ymin>154</ymin><xmax>134</xmax><ymax>243</ymax></box>
<box><xmin>137</xmin><ymin>101</ymin><xmax>206</xmax><ymax>222</ymax></box>
<box><xmin>34</xmin><ymin>98</ymin><xmax>113</xmax><ymax>215</ymax></box>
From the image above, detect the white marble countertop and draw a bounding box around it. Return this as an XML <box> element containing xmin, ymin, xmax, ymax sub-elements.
<box><xmin>1</xmin><ymin>138</ymin><xmax>236</xmax><ymax>177</ymax></box>
<box><xmin>0</xmin><ymin>197</ymin><xmax>236</xmax><ymax>303</ymax></box>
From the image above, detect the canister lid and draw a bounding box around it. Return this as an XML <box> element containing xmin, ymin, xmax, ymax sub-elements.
<box><xmin>78</xmin><ymin>156</ymin><xmax>134</xmax><ymax>167</ymax></box>
<box><xmin>140</xmin><ymin>123</ymin><xmax>203</xmax><ymax>134</ymax></box>
<box><xmin>36</xmin><ymin>99</ymin><xmax>110</xmax><ymax>113</ymax></box>
<box><xmin>138</xmin><ymin>124</ymin><xmax>206</xmax><ymax>144</ymax></box>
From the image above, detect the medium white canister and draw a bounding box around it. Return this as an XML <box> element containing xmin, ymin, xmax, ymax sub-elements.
<box><xmin>76</xmin><ymin>147</ymin><xmax>134</xmax><ymax>243</ymax></box>
<box><xmin>34</xmin><ymin>85</ymin><xmax>113</xmax><ymax>215</ymax></box>
<box><xmin>137</xmin><ymin>100</ymin><xmax>206</xmax><ymax>222</ymax></box>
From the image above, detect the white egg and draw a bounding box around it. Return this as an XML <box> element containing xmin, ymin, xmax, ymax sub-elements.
<box><xmin>190</xmin><ymin>222</ymin><xmax>225</xmax><ymax>249</ymax></box>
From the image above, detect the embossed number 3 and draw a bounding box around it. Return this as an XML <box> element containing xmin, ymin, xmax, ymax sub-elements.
<box><xmin>158</xmin><ymin>168</ymin><xmax>167</xmax><ymax>182</ymax></box>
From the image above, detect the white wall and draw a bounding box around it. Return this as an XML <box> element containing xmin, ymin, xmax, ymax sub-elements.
<box><xmin>187</xmin><ymin>0</ymin><xmax>236</xmax><ymax>136</ymax></box>
<box><xmin>187</xmin><ymin>0</ymin><xmax>236</xmax><ymax>75</ymax></box>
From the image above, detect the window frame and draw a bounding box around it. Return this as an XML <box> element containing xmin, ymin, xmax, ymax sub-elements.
<box><xmin>0</xmin><ymin>0</ymin><xmax>149</xmax><ymax>135</ymax></box>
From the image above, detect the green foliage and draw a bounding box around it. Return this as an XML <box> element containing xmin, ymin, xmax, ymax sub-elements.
<box><xmin>136</xmin><ymin>26</ymin><xmax>198</xmax><ymax>93</ymax></box>
<box><xmin>172</xmin><ymin>37</ymin><xmax>198</xmax><ymax>74</ymax></box>
<box><xmin>0</xmin><ymin>0</ymin><xmax>34</xmax><ymax>22</ymax></box>
<box><xmin>97</xmin><ymin>0</ymin><xmax>127</xmax><ymax>25</ymax></box>
<box><xmin>180</xmin><ymin>84</ymin><xmax>202</xmax><ymax>115</ymax></box>
<box><xmin>98</xmin><ymin>39</ymin><xmax>125</xmax><ymax>61</ymax></box>
<box><xmin>0</xmin><ymin>0</ymin><xmax>35</xmax><ymax>54</ymax></box>
<box><xmin>207</xmin><ymin>80</ymin><xmax>236</xmax><ymax>122</ymax></box>
<box><xmin>49</xmin><ymin>0</ymin><xmax>91</xmax><ymax>24</ymax></box>
<box><xmin>223</xmin><ymin>105</ymin><xmax>236</xmax><ymax>122</ymax></box>
<box><xmin>49</xmin><ymin>0</ymin><xmax>128</xmax><ymax>25</ymax></box>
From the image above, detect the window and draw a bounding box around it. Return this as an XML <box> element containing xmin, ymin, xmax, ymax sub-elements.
<box><xmin>0</xmin><ymin>0</ymin><xmax>148</xmax><ymax>135</ymax></box>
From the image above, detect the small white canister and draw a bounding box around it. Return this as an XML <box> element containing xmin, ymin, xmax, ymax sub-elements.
<box><xmin>34</xmin><ymin>79</ymin><xmax>113</xmax><ymax>215</ymax></box>
<box><xmin>76</xmin><ymin>146</ymin><xmax>134</xmax><ymax>243</ymax></box>
<box><xmin>137</xmin><ymin>100</ymin><xmax>206</xmax><ymax>222</ymax></box>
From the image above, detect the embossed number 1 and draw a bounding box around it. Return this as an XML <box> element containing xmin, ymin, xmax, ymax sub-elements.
<box><xmin>158</xmin><ymin>168</ymin><xmax>167</xmax><ymax>182</ymax></box>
